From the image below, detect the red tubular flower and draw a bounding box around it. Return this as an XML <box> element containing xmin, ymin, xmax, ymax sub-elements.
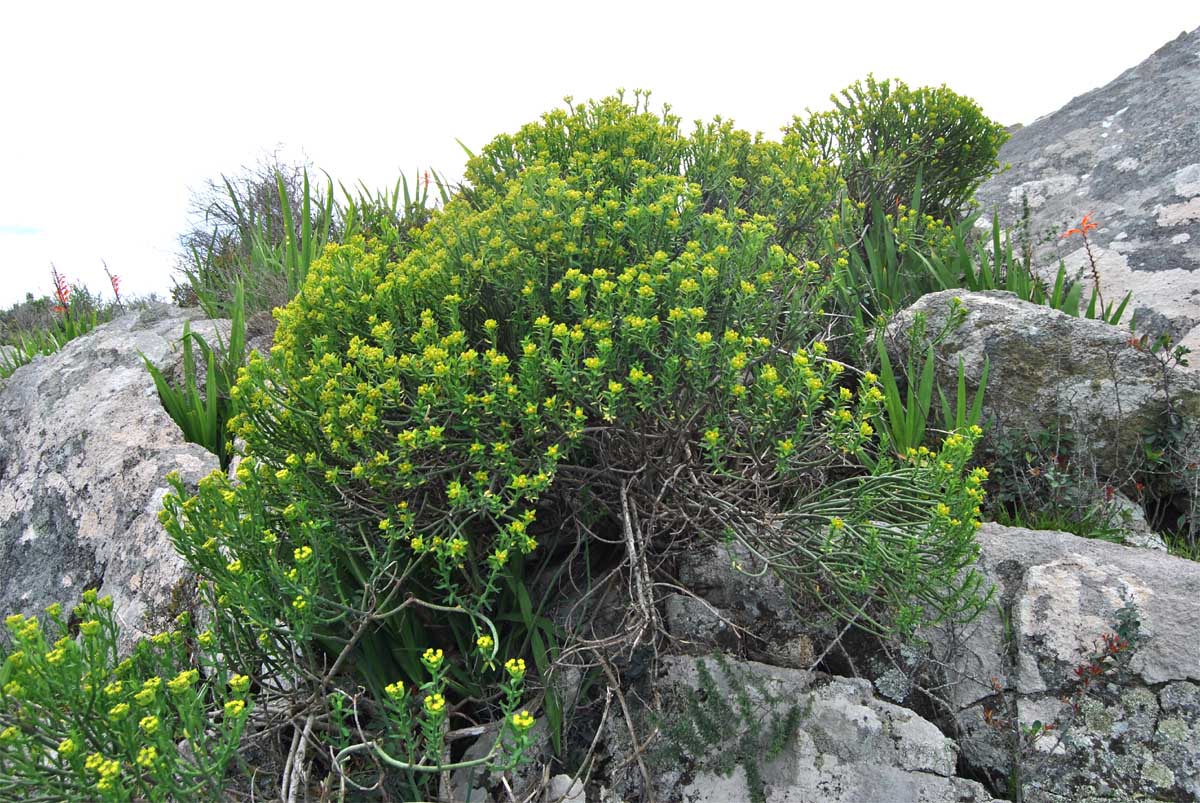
<box><xmin>1061</xmin><ymin>212</ymin><xmax>1099</xmax><ymax>239</ymax></box>
<box><xmin>103</xmin><ymin>262</ymin><xmax>122</xmax><ymax>305</ymax></box>
<box><xmin>51</xmin><ymin>268</ymin><xmax>70</xmax><ymax>307</ymax></box>
<box><xmin>51</xmin><ymin>267</ymin><xmax>71</xmax><ymax>313</ymax></box>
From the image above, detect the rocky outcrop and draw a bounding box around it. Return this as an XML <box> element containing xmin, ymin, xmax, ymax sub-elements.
<box><xmin>602</xmin><ymin>657</ymin><xmax>1000</xmax><ymax>803</ymax></box>
<box><xmin>1109</xmin><ymin>491</ymin><xmax>1170</xmax><ymax>552</ymax></box>
<box><xmin>0</xmin><ymin>305</ymin><xmax>221</xmax><ymax>644</ymax></box>
<box><xmin>889</xmin><ymin>290</ymin><xmax>1200</xmax><ymax>486</ymax></box>
<box><xmin>974</xmin><ymin>26</ymin><xmax>1200</xmax><ymax>360</ymax></box>
<box><xmin>930</xmin><ymin>523</ymin><xmax>1200</xmax><ymax>802</ymax></box>
<box><xmin>664</xmin><ymin>540</ymin><xmax>837</xmax><ymax>669</ymax></box>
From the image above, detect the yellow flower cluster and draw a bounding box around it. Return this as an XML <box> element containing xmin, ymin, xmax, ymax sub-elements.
<box><xmin>422</xmin><ymin>648</ymin><xmax>444</xmax><ymax>669</ymax></box>
<box><xmin>166</xmin><ymin>669</ymin><xmax>199</xmax><ymax>695</ymax></box>
<box><xmin>85</xmin><ymin>752</ymin><xmax>121</xmax><ymax>791</ymax></box>
<box><xmin>136</xmin><ymin>745</ymin><xmax>158</xmax><ymax>768</ymax></box>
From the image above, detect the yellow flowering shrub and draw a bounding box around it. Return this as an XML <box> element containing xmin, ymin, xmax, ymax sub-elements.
<box><xmin>153</xmin><ymin>90</ymin><xmax>990</xmax><ymax>793</ymax></box>
<box><xmin>165</xmin><ymin>90</ymin><xmax>988</xmax><ymax>675</ymax></box>
<box><xmin>0</xmin><ymin>596</ymin><xmax>250</xmax><ymax>802</ymax></box>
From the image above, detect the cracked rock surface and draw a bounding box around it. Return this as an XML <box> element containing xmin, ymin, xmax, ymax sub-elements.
<box><xmin>602</xmin><ymin>656</ymin><xmax>999</xmax><ymax>803</ymax></box>
<box><xmin>0</xmin><ymin>306</ymin><xmax>221</xmax><ymax>646</ymax></box>
<box><xmin>930</xmin><ymin>523</ymin><xmax>1200</xmax><ymax>802</ymax></box>
<box><xmin>974</xmin><ymin>26</ymin><xmax>1200</xmax><ymax>362</ymax></box>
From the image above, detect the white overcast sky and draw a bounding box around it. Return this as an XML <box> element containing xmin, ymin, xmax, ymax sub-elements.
<box><xmin>1</xmin><ymin>1</ymin><xmax>1197</xmax><ymax>309</ymax></box>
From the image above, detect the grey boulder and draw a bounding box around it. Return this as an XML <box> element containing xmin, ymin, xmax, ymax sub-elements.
<box><xmin>888</xmin><ymin>290</ymin><xmax>1200</xmax><ymax>485</ymax></box>
<box><xmin>974</xmin><ymin>26</ymin><xmax>1200</xmax><ymax>360</ymax></box>
<box><xmin>930</xmin><ymin>523</ymin><xmax>1200</xmax><ymax>802</ymax></box>
<box><xmin>0</xmin><ymin>305</ymin><xmax>221</xmax><ymax>645</ymax></box>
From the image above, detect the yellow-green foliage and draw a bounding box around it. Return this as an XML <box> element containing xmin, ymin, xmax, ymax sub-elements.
<box><xmin>0</xmin><ymin>596</ymin><xmax>249</xmax><ymax>802</ymax></box>
<box><xmin>162</xmin><ymin>91</ymin><xmax>991</xmax><ymax>712</ymax></box>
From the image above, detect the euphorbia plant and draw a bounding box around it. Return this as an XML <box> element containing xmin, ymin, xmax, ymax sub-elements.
<box><xmin>0</xmin><ymin>594</ymin><xmax>250</xmax><ymax>802</ymax></box>
<box><xmin>166</xmin><ymin>90</ymin><xmax>989</xmax><ymax>689</ymax></box>
<box><xmin>154</xmin><ymin>90</ymin><xmax>993</xmax><ymax>795</ymax></box>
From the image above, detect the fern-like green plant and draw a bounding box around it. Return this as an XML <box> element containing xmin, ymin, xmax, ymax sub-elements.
<box><xmin>651</xmin><ymin>655</ymin><xmax>805</xmax><ymax>803</ymax></box>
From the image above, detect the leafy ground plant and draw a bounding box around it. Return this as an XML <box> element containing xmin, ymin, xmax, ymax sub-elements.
<box><xmin>0</xmin><ymin>593</ymin><xmax>250</xmax><ymax>802</ymax></box>
<box><xmin>143</xmin><ymin>282</ymin><xmax>247</xmax><ymax>469</ymax></box>
<box><xmin>874</xmin><ymin>302</ymin><xmax>989</xmax><ymax>459</ymax></box>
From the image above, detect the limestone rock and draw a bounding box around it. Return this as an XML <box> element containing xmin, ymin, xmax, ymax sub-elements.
<box><xmin>974</xmin><ymin>27</ymin><xmax>1200</xmax><ymax>362</ymax></box>
<box><xmin>930</xmin><ymin>523</ymin><xmax>1200</xmax><ymax>802</ymax></box>
<box><xmin>546</xmin><ymin>775</ymin><xmax>585</xmax><ymax>803</ymax></box>
<box><xmin>1108</xmin><ymin>491</ymin><xmax>1169</xmax><ymax>551</ymax></box>
<box><xmin>667</xmin><ymin>540</ymin><xmax>836</xmax><ymax>668</ymax></box>
<box><xmin>605</xmin><ymin>656</ymin><xmax>999</xmax><ymax>803</ymax></box>
<box><xmin>888</xmin><ymin>290</ymin><xmax>1200</xmax><ymax>482</ymax></box>
<box><xmin>0</xmin><ymin>305</ymin><xmax>221</xmax><ymax>645</ymax></box>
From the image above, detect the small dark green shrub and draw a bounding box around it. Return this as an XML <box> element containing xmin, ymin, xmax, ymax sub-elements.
<box><xmin>787</xmin><ymin>75</ymin><xmax>1008</xmax><ymax>222</ymax></box>
<box><xmin>983</xmin><ymin>426</ymin><xmax>1134</xmax><ymax>544</ymax></box>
